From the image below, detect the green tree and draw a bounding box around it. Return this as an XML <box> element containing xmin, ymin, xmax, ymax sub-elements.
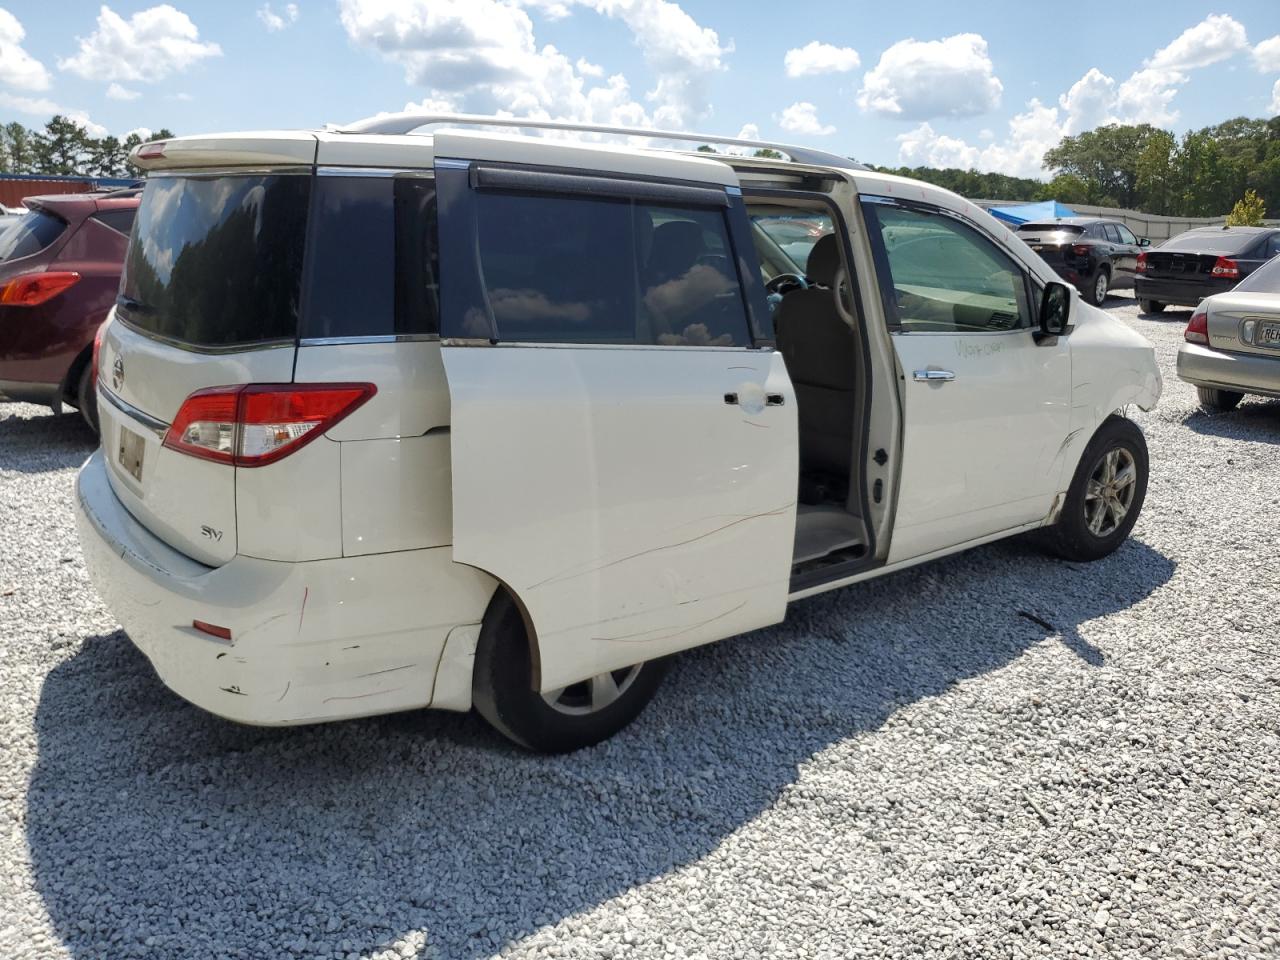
<box><xmin>1</xmin><ymin>122</ymin><xmax>37</xmax><ymax>173</ymax></box>
<box><xmin>1175</xmin><ymin>129</ymin><xmax>1231</xmax><ymax>217</ymax></box>
<box><xmin>32</xmin><ymin>115</ymin><xmax>93</xmax><ymax>175</ymax></box>
<box><xmin>1043</xmin><ymin>124</ymin><xmax>1164</xmax><ymax>207</ymax></box>
<box><xmin>753</xmin><ymin>148</ymin><xmax>784</xmax><ymax>159</ymax></box>
<box><xmin>88</xmin><ymin>135</ymin><xmax>127</xmax><ymax>177</ymax></box>
<box><xmin>1225</xmin><ymin>189</ymin><xmax>1267</xmax><ymax>226</ymax></box>
<box><xmin>1134</xmin><ymin>129</ymin><xmax>1177</xmax><ymax>215</ymax></box>
<box><xmin>1035</xmin><ymin>173</ymin><xmax>1091</xmax><ymax>205</ymax></box>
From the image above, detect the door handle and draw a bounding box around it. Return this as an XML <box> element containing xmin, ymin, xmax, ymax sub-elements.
<box><xmin>913</xmin><ymin>369</ymin><xmax>956</xmax><ymax>382</ymax></box>
<box><xmin>766</xmin><ymin>393</ymin><xmax>785</xmax><ymax>406</ymax></box>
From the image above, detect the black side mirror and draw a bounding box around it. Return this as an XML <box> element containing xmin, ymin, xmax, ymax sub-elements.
<box><xmin>1138</xmin><ymin>237</ymin><xmax>1151</xmax><ymax>247</ymax></box>
<box><xmin>1037</xmin><ymin>281</ymin><xmax>1073</xmax><ymax>342</ymax></box>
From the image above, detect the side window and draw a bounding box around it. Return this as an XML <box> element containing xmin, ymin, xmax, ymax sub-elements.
<box><xmin>470</xmin><ymin>191</ymin><xmax>753</xmax><ymax>347</ymax></box>
<box><xmin>92</xmin><ymin>208</ymin><xmax>137</xmax><ymax>237</ymax></box>
<box><xmin>1267</xmin><ymin>234</ymin><xmax>1280</xmax><ymax>258</ymax></box>
<box><xmin>301</xmin><ymin>175</ymin><xmax>439</xmax><ymax>339</ymax></box>
<box><xmin>1115</xmin><ymin>224</ymin><xmax>1139</xmax><ymax>246</ymax></box>
<box><xmin>1103</xmin><ymin>224</ymin><xmax>1122</xmax><ymax>243</ymax></box>
<box><xmin>862</xmin><ymin>201</ymin><xmax>1030</xmax><ymax>334</ymax></box>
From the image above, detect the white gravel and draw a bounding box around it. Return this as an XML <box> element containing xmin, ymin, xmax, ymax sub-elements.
<box><xmin>2</xmin><ymin>297</ymin><xmax>1278</xmax><ymax>959</ymax></box>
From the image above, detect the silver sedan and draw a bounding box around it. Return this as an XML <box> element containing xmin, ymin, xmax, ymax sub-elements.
<box><xmin>1177</xmin><ymin>254</ymin><xmax>1280</xmax><ymax>411</ymax></box>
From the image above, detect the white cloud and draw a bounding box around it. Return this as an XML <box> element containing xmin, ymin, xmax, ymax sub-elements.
<box><xmin>1270</xmin><ymin>78</ymin><xmax>1280</xmax><ymax>115</ymax></box>
<box><xmin>123</xmin><ymin>126</ymin><xmax>153</xmax><ymax>141</ymax></box>
<box><xmin>0</xmin><ymin>7</ymin><xmax>52</xmax><ymax>91</ymax></box>
<box><xmin>783</xmin><ymin>41</ymin><xmax>859</xmax><ymax>78</ymax></box>
<box><xmin>338</xmin><ymin>0</ymin><xmax>728</xmax><ymax>130</ymax></box>
<box><xmin>858</xmin><ymin>33</ymin><xmax>1002</xmax><ymax>120</ymax></box>
<box><xmin>257</xmin><ymin>3</ymin><xmax>299</xmax><ymax>32</ymax></box>
<box><xmin>105</xmin><ymin>82</ymin><xmax>139</xmax><ymax>100</ymax></box>
<box><xmin>1147</xmin><ymin>13</ymin><xmax>1248</xmax><ymax>72</ymax></box>
<box><xmin>775</xmin><ymin>101</ymin><xmax>834</xmax><ymax>136</ymax></box>
<box><xmin>59</xmin><ymin>5</ymin><xmax>222</xmax><ymax>84</ymax></box>
<box><xmin>1255</xmin><ymin>35</ymin><xmax>1280</xmax><ymax>72</ymax></box>
<box><xmin>0</xmin><ymin>92</ymin><xmax>107</xmax><ymax>136</ymax></box>
<box><xmin>897</xmin><ymin>99</ymin><xmax>1062</xmax><ymax>178</ymax></box>
<box><xmin>1058</xmin><ymin>67</ymin><xmax>1115</xmax><ymax>134</ymax></box>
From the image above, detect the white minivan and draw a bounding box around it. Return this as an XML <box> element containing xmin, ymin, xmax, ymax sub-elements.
<box><xmin>75</xmin><ymin>115</ymin><xmax>1162</xmax><ymax>752</ymax></box>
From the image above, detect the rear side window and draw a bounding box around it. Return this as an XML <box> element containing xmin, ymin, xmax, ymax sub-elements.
<box><xmin>0</xmin><ymin>210</ymin><xmax>66</xmax><ymax>261</ymax></box>
<box><xmin>121</xmin><ymin>174</ymin><xmax>310</xmax><ymax>347</ymax></box>
<box><xmin>1103</xmin><ymin>224</ymin><xmax>1122</xmax><ymax>243</ymax></box>
<box><xmin>92</xmin><ymin>208</ymin><xmax>137</xmax><ymax>237</ymax></box>
<box><xmin>300</xmin><ymin>176</ymin><xmax>439</xmax><ymax>339</ymax></box>
<box><xmin>469</xmin><ymin>191</ymin><xmax>753</xmax><ymax>346</ymax></box>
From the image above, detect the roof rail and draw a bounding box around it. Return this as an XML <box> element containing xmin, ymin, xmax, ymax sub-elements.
<box><xmin>336</xmin><ymin>112</ymin><xmax>866</xmax><ymax>172</ymax></box>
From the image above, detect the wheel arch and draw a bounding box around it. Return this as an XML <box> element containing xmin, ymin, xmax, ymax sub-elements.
<box><xmin>60</xmin><ymin>343</ymin><xmax>94</xmax><ymax>407</ymax></box>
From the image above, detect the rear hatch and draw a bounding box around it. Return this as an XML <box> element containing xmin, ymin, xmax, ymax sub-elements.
<box><xmin>1017</xmin><ymin>223</ymin><xmax>1084</xmax><ymax>268</ymax></box>
<box><xmin>98</xmin><ymin>170</ymin><xmax>311</xmax><ymax>565</ymax></box>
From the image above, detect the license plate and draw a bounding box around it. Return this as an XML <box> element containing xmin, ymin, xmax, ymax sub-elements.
<box><xmin>1258</xmin><ymin>321</ymin><xmax>1280</xmax><ymax>346</ymax></box>
<box><xmin>117</xmin><ymin>425</ymin><xmax>145</xmax><ymax>482</ymax></box>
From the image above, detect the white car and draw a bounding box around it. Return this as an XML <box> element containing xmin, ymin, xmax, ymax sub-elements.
<box><xmin>75</xmin><ymin>115</ymin><xmax>1162</xmax><ymax>752</ymax></box>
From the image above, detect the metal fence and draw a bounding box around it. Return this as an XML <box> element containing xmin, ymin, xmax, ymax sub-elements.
<box><xmin>973</xmin><ymin>199</ymin><xmax>1280</xmax><ymax>242</ymax></box>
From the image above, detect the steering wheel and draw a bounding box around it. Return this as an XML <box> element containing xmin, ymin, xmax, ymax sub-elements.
<box><xmin>766</xmin><ymin>273</ymin><xmax>808</xmax><ymax>296</ymax></box>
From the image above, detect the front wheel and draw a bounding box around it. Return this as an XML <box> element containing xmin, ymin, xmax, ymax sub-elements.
<box><xmin>1085</xmin><ymin>268</ymin><xmax>1109</xmax><ymax>306</ymax></box>
<box><xmin>1139</xmin><ymin>299</ymin><xmax>1165</xmax><ymax>315</ymax></box>
<box><xmin>1196</xmin><ymin>386</ymin><xmax>1243</xmax><ymax>412</ymax></box>
<box><xmin>472</xmin><ymin>593</ymin><xmax>668</xmax><ymax>753</ymax></box>
<box><xmin>1044</xmin><ymin>417</ymin><xmax>1148</xmax><ymax>562</ymax></box>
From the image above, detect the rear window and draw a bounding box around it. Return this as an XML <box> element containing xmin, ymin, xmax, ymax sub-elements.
<box><xmin>0</xmin><ymin>210</ymin><xmax>66</xmax><ymax>261</ymax></box>
<box><xmin>1160</xmin><ymin>231</ymin><xmax>1260</xmax><ymax>255</ymax></box>
<box><xmin>470</xmin><ymin>191</ymin><xmax>753</xmax><ymax>346</ymax></box>
<box><xmin>92</xmin><ymin>208</ymin><xmax>137</xmax><ymax>237</ymax></box>
<box><xmin>1017</xmin><ymin>223</ymin><xmax>1083</xmax><ymax>235</ymax></box>
<box><xmin>120</xmin><ymin>174</ymin><xmax>310</xmax><ymax>347</ymax></box>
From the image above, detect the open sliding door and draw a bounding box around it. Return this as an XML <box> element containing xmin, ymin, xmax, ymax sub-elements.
<box><xmin>434</xmin><ymin>132</ymin><xmax>798</xmax><ymax>692</ymax></box>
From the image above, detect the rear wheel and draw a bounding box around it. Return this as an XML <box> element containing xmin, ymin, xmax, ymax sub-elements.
<box><xmin>1086</xmin><ymin>268</ymin><xmax>1109</xmax><ymax>306</ymax></box>
<box><xmin>1044</xmin><ymin>417</ymin><xmax>1148</xmax><ymax>562</ymax></box>
<box><xmin>75</xmin><ymin>362</ymin><xmax>100</xmax><ymax>435</ymax></box>
<box><xmin>472</xmin><ymin>592</ymin><xmax>668</xmax><ymax>753</ymax></box>
<box><xmin>1139</xmin><ymin>299</ymin><xmax>1165</xmax><ymax>315</ymax></box>
<box><xmin>1196</xmin><ymin>386</ymin><xmax>1243</xmax><ymax>412</ymax></box>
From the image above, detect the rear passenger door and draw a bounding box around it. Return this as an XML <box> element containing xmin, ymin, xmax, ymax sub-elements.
<box><xmin>1111</xmin><ymin>223</ymin><xmax>1141</xmax><ymax>283</ymax></box>
<box><xmin>434</xmin><ymin>134</ymin><xmax>798</xmax><ymax>694</ymax></box>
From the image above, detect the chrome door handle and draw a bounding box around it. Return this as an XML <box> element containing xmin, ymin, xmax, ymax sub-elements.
<box><xmin>913</xmin><ymin>369</ymin><xmax>956</xmax><ymax>382</ymax></box>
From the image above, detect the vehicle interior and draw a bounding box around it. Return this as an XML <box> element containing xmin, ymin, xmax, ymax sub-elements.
<box><xmin>747</xmin><ymin>199</ymin><xmax>871</xmax><ymax>573</ymax></box>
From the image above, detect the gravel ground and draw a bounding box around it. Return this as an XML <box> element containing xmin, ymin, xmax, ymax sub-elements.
<box><xmin>1</xmin><ymin>296</ymin><xmax>1278</xmax><ymax>960</ymax></box>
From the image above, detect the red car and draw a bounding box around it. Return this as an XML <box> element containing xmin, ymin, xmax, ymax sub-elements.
<box><xmin>0</xmin><ymin>190</ymin><xmax>139</xmax><ymax>432</ymax></box>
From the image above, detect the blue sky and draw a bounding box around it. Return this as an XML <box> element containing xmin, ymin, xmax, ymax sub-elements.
<box><xmin>2</xmin><ymin>1</ymin><xmax>1279</xmax><ymax>178</ymax></box>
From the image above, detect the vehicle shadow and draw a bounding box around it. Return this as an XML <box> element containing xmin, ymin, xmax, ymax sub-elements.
<box><xmin>1182</xmin><ymin>395</ymin><xmax>1280</xmax><ymax>444</ymax></box>
<box><xmin>0</xmin><ymin>406</ymin><xmax>97</xmax><ymax>474</ymax></box>
<box><xmin>27</xmin><ymin>538</ymin><xmax>1174</xmax><ymax>959</ymax></box>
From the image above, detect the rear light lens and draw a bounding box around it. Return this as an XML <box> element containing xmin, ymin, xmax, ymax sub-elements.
<box><xmin>1211</xmin><ymin>257</ymin><xmax>1239</xmax><ymax>278</ymax></box>
<box><xmin>1071</xmin><ymin>244</ymin><xmax>1089</xmax><ymax>256</ymax></box>
<box><xmin>136</xmin><ymin>141</ymin><xmax>166</xmax><ymax>160</ymax></box>
<box><xmin>1135</xmin><ymin>252</ymin><xmax>1147</xmax><ymax>273</ymax></box>
<box><xmin>0</xmin><ymin>271</ymin><xmax>80</xmax><ymax>306</ymax></box>
<box><xmin>1184</xmin><ymin>308</ymin><xmax>1210</xmax><ymax>345</ymax></box>
<box><xmin>164</xmin><ymin>383</ymin><xmax>376</xmax><ymax>467</ymax></box>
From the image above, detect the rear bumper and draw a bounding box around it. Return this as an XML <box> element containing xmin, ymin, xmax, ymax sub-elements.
<box><xmin>1176</xmin><ymin>343</ymin><xmax>1280</xmax><ymax>398</ymax></box>
<box><xmin>1134</xmin><ymin>276</ymin><xmax>1233</xmax><ymax>307</ymax></box>
<box><xmin>74</xmin><ymin>450</ymin><xmax>495</xmax><ymax>725</ymax></box>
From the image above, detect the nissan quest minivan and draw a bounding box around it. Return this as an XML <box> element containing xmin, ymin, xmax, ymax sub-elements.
<box><xmin>75</xmin><ymin>115</ymin><xmax>1162</xmax><ymax>752</ymax></box>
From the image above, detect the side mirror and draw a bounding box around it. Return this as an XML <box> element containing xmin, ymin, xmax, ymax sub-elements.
<box><xmin>1037</xmin><ymin>281</ymin><xmax>1073</xmax><ymax>342</ymax></box>
<box><xmin>1138</xmin><ymin>237</ymin><xmax>1151</xmax><ymax>247</ymax></box>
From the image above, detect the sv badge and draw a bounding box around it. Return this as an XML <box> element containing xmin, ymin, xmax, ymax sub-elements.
<box><xmin>201</xmin><ymin>525</ymin><xmax>223</xmax><ymax>541</ymax></box>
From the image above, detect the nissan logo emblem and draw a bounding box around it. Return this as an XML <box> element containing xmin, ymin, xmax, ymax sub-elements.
<box><xmin>111</xmin><ymin>356</ymin><xmax>124</xmax><ymax>392</ymax></box>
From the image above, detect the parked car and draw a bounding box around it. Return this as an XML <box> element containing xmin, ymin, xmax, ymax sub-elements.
<box><xmin>1176</xmin><ymin>252</ymin><xmax>1280</xmax><ymax>411</ymax></box>
<box><xmin>1135</xmin><ymin>226</ymin><xmax>1280</xmax><ymax>314</ymax></box>
<box><xmin>0</xmin><ymin>190</ymin><xmax>139</xmax><ymax>431</ymax></box>
<box><xmin>75</xmin><ymin>118</ymin><xmax>1161</xmax><ymax>753</ymax></box>
<box><xmin>1015</xmin><ymin>218</ymin><xmax>1147</xmax><ymax>307</ymax></box>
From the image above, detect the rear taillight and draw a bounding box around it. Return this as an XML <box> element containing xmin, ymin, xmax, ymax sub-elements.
<box><xmin>163</xmin><ymin>383</ymin><xmax>376</xmax><ymax>467</ymax></box>
<box><xmin>0</xmin><ymin>271</ymin><xmax>80</xmax><ymax>307</ymax></box>
<box><xmin>1071</xmin><ymin>244</ymin><xmax>1089</xmax><ymax>256</ymax></box>
<box><xmin>1184</xmin><ymin>308</ymin><xmax>1209</xmax><ymax>345</ymax></box>
<box><xmin>1135</xmin><ymin>252</ymin><xmax>1148</xmax><ymax>273</ymax></box>
<box><xmin>136</xmin><ymin>141</ymin><xmax>166</xmax><ymax>160</ymax></box>
<box><xmin>1211</xmin><ymin>257</ymin><xmax>1239</xmax><ymax>278</ymax></box>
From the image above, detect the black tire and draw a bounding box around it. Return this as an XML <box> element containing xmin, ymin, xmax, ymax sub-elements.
<box><xmin>1196</xmin><ymin>385</ymin><xmax>1243</xmax><ymax>412</ymax></box>
<box><xmin>1139</xmin><ymin>299</ymin><xmax>1166</xmax><ymax>315</ymax></box>
<box><xmin>472</xmin><ymin>592</ymin><xmax>668</xmax><ymax>753</ymax></box>
<box><xmin>1044</xmin><ymin>416</ymin><xmax>1148</xmax><ymax>563</ymax></box>
<box><xmin>76</xmin><ymin>361</ymin><xmax>100</xmax><ymax>435</ymax></box>
<box><xmin>1085</xmin><ymin>267</ymin><xmax>1110</xmax><ymax>306</ymax></box>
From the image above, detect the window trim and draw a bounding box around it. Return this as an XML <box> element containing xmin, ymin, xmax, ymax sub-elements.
<box><xmin>861</xmin><ymin>195</ymin><xmax>1036</xmax><ymax>336</ymax></box>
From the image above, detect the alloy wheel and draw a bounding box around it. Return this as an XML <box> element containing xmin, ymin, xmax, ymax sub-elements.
<box><xmin>541</xmin><ymin>665</ymin><xmax>642</xmax><ymax>716</ymax></box>
<box><xmin>1094</xmin><ymin>271</ymin><xmax>1108</xmax><ymax>303</ymax></box>
<box><xmin>1084</xmin><ymin>446</ymin><xmax>1136</xmax><ymax>537</ymax></box>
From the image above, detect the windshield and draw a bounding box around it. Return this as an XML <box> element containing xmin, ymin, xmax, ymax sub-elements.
<box><xmin>0</xmin><ymin>209</ymin><xmax>65</xmax><ymax>262</ymax></box>
<box><xmin>753</xmin><ymin>213</ymin><xmax>834</xmax><ymax>274</ymax></box>
<box><xmin>120</xmin><ymin>173</ymin><xmax>310</xmax><ymax>347</ymax></box>
<box><xmin>1232</xmin><ymin>254</ymin><xmax>1280</xmax><ymax>294</ymax></box>
<box><xmin>1159</xmin><ymin>231</ymin><xmax>1259</xmax><ymax>255</ymax></box>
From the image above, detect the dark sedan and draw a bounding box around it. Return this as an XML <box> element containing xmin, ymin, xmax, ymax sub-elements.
<box><xmin>1016</xmin><ymin>217</ymin><xmax>1147</xmax><ymax>306</ymax></box>
<box><xmin>1135</xmin><ymin>226</ymin><xmax>1280</xmax><ymax>314</ymax></box>
<box><xmin>0</xmin><ymin>190</ymin><xmax>138</xmax><ymax>432</ymax></box>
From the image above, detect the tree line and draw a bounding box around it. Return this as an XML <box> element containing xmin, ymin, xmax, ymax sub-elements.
<box><xmin>878</xmin><ymin>115</ymin><xmax>1279</xmax><ymax>219</ymax></box>
<box><xmin>1</xmin><ymin>115</ymin><xmax>175</xmax><ymax>179</ymax></box>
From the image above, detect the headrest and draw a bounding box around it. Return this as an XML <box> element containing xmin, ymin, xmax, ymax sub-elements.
<box><xmin>648</xmin><ymin>220</ymin><xmax>705</xmax><ymax>282</ymax></box>
<box><xmin>805</xmin><ymin>233</ymin><xmax>841</xmax><ymax>287</ymax></box>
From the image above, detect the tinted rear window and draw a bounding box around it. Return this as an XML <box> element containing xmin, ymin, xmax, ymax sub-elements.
<box><xmin>0</xmin><ymin>210</ymin><xmax>66</xmax><ymax>261</ymax></box>
<box><xmin>1160</xmin><ymin>231</ymin><xmax>1260</xmax><ymax>255</ymax></box>
<box><xmin>1017</xmin><ymin>223</ymin><xmax>1084</xmax><ymax>234</ymax></box>
<box><xmin>92</xmin><ymin>208</ymin><xmax>137</xmax><ymax>236</ymax></box>
<box><xmin>470</xmin><ymin>191</ymin><xmax>753</xmax><ymax>346</ymax></box>
<box><xmin>120</xmin><ymin>174</ymin><xmax>310</xmax><ymax>347</ymax></box>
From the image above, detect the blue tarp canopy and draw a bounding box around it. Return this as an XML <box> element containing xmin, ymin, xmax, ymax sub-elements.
<box><xmin>988</xmin><ymin>200</ymin><xmax>1076</xmax><ymax>225</ymax></box>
